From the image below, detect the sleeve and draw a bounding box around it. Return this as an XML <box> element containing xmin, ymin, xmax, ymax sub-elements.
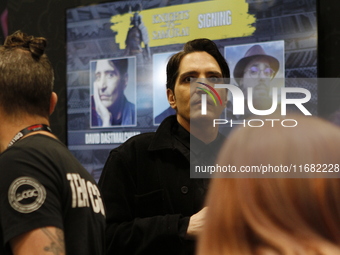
<box><xmin>98</xmin><ymin>145</ymin><xmax>191</xmax><ymax>255</ymax></box>
<box><xmin>0</xmin><ymin>148</ymin><xmax>64</xmax><ymax>246</ymax></box>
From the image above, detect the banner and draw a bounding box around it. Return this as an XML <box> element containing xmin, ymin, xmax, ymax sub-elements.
<box><xmin>66</xmin><ymin>0</ymin><xmax>317</xmax><ymax>181</ymax></box>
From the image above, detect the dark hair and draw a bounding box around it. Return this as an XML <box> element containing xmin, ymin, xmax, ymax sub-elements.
<box><xmin>108</xmin><ymin>58</ymin><xmax>128</xmax><ymax>76</ymax></box>
<box><xmin>166</xmin><ymin>38</ymin><xmax>230</xmax><ymax>92</ymax></box>
<box><xmin>0</xmin><ymin>30</ymin><xmax>54</xmax><ymax>118</ymax></box>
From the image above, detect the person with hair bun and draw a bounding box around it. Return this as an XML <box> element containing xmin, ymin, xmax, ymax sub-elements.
<box><xmin>0</xmin><ymin>31</ymin><xmax>106</xmax><ymax>255</ymax></box>
<box><xmin>197</xmin><ymin>115</ymin><xmax>340</xmax><ymax>255</ymax></box>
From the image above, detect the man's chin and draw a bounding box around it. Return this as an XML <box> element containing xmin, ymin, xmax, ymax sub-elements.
<box><xmin>190</xmin><ymin>111</ymin><xmax>222</xmax><ymax>125</ymax></box>
<box><xmin>101</xmin><ymin>102</ymin><xmax>113</xmax><ymax>109</ymax></box>
<box><xmin>253</xmin><ymin>89</ymin><xmax>270</xmax><ymax>98</ymax></box>
<box><xmin>251</xmin><ymin>96</ymin><xmax>275</xmax><ymax>110</ymax></box>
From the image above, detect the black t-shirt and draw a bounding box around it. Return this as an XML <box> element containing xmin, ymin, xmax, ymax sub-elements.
<box><xmin>0</xmin><ymin>135</ymin><xmax>106</xmax><ymax>255</ymax></box>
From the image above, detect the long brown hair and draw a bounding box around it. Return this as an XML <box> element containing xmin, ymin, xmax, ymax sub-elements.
<box><xmin>198</xmin><ymin>115</ymin><xmax>340</xmax><ymax>255</ymax></box>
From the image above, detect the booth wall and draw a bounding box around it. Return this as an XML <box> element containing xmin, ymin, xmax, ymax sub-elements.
<box><xmin>6</xmin><ymin>0</ymin><xmax>340</xmax><ymax>145</ymax></box>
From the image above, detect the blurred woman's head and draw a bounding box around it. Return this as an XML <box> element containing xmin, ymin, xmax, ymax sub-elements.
<box><xmin>198</xmin><ymin>115</ymin><xmax>340</xmax><ymax>255</ymax></box>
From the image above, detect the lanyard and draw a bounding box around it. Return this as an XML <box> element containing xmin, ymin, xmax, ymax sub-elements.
<box><xmin>8</xmin><ymin>124</ymin><xmax>52</xmax><ymax>148</ymax></box>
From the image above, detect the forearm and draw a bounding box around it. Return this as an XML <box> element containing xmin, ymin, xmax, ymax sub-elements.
<box><xmin>10</xmin><ymin>226</ymin><xmax>65</xmax><ymax>255</ymax></box>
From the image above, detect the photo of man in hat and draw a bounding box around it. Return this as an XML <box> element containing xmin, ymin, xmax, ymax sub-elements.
<box><xmin>225</xmin><ymin>41</ymin><xmax>284</xmax><ymax>117</ymax></box>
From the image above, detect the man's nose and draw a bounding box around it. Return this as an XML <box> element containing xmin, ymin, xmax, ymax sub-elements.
<box><xmin>98</xmin><ymin>76</ymin><xmax>107</xmax><ymax>89</ymax></box>
<box><xmin>195</xmin><ymin>81</ymin><xmax>215</xmax><ymax>96</ymax></box>
<box><xmin>196</xmin><ymin>80</ymin><xmax>204</xmax><ymax>88</ymax></box>
<box><xmin>258</xmin><ymin>70</ymin><xmax>267</xmax><ymax>79</ymax></box>
<box><xmin>195</xmin><ymin>80</ymin><xmax>207</xmax><ymax>93</ymax></box>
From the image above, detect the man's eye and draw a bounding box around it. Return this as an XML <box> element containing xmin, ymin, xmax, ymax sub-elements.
<box><xmin>208</xmin><ymin>77</ymin><xmax>219</xmax><ymax>83</ymax></box>
<box><xmin>263</xmin><ymin>68</ymin><xmax>274</xmax><ymax>77</ymax></box>
<box><xmin>107</xmin><ymin>71</ymin><xmax>116</xmax><ymax>78</ymax></box>
<box><xmin>183</xmin><ymin>76</ymin><xmax>196</xmax><ymax>83</ymax></box>
<box><xmin>249</xmin><ymin>66</ymin><xmax>259</xmax><ymax>75</ymax></box>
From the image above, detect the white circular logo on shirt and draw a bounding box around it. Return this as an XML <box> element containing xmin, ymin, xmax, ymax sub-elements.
<box><xmin>8</xmin><ymin>177</ymin><xmax>46</xmax><ymax>213</ymax></box>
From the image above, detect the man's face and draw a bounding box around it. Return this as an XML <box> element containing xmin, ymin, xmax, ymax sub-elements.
<box><xmin>168</xmin><ymin>51</ymin><xmax>227</xmax><ymax>130</ymax></box>
<box><xmin>94</xmin><ymin>60</ymin><xmax>126</xmax><ymax>108</ymax></box>
<box><xmin>240</xmin><ymin>56</ymin><xmax>274</xmax><ymax>100</ymax></box>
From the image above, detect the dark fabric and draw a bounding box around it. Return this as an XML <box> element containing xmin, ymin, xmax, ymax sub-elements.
<box><xmin>98</xmin><ymin>115</ymin><xmax>225</xmax><ymax>255</ymax></box>
<box><xmin>0</xmin><ymin>135</ymin><xmax>106</xmax><ymax>255</ymax></box>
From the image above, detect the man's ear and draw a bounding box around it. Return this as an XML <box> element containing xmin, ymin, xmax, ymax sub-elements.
<box><xmin>49</xmin><ymin>92</ymin><xmax>58</xmax><ymax>115</ymax></box>
<box><xmin>167</xmin><ymin>89</ymin><xmax>177</xmax><ymax>110</ymax></box>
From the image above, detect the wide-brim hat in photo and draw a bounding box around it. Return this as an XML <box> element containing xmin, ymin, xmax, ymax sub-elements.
<box><xmin>233</xmin><ymin>44</ymin><xmax>280</xmax><ymax>85</ymax></box>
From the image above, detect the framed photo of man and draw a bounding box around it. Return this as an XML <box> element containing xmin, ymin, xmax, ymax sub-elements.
<box><xmin>90</xmin><ymin>57</ymin><xmax>137</xmax><ymax>128</ymax></box>
<box><xmin>224</xmin><ymin>41</ymin><xmax>285</xmax><ymax>118</ymax></box>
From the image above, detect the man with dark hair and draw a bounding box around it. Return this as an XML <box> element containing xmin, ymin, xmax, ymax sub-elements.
<box><xmin>99</xmin><ymin>38</ymin><xmax>229</xmax><ymax>255</ymax></box>
<box><xmin>0</xmin><ymin>31</ymin><xmax>106</xmax><ymax>255</ymax></box>
<box><xmin>233</xmin><ymin>44</ymin><xmax>279</xmax><ymax>111</ymax></box>
<box><xmin>91</xmin><ymin>58</ymin><xmax>135</xmax><ymax>127</ymax></box>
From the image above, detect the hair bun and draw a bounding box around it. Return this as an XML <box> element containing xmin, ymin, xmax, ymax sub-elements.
<box><xmin>28</xmin><ymin>37</ymin><xmax>47</xmax><ymax>58</ymax></box>
<box><xmin>4</xmin><ymin>30</ymin><xmax>47</xmax><ymax>59</ymax></box>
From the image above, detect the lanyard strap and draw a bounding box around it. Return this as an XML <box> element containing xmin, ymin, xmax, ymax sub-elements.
<box><xmin>8</xmin><ymin>124</ymin><xmax>52</xmax><ymax>148</ymax></box>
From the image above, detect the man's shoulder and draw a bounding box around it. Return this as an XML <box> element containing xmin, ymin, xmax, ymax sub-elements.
<box><xmin>127</xmin><ymin>132</ymin><xmax>155</xmax><ymax>142</ymax></box>
<box><xmin>124</xmin><ymin>97</ymin><xmax>135</xmax><ymax>110</ymax></box>
<box><xmin>114</xmin><ymin>132</ymin><xmax>156</xmax><ymax>151</ymax></box>
<box><xmin>3</xmin><ymin>135</ymin><xmax>82</xmax><ymax>169</ymax></box>
<box><xmin>112</xmin><ymin>115</ymin><xmax>177</xmax><ymax>153</ymax></box>
<box><xmin>3</xmin><ymin>135</ymin><xmax>63</xmax><ymax>153</ymax></box>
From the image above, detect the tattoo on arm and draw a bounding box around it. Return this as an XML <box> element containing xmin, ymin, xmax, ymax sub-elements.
<box><xmin>41</xmin><ymin>228</ymin><xmax>65</xmax><ymax>255</ymax></box>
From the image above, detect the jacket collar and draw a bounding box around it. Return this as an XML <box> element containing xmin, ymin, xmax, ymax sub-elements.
<box><xmin>148</xmin><ymin>115</ymin><xmax>182</xmax><ymax>151</ymax></box>
<box><xmin>148</xmin><ymin>115</ymin><xmax>225</xmax><ymax>152</ymax></box>
<box><xmin>148</xmin><ymin>115</ymin><xmax>226</xmax><ymax>166</ymax></box>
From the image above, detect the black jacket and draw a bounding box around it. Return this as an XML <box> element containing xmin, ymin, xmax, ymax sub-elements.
<box><xmin>98</xmin><ymin>115</ymin><xmax>225</xmax><ymax>255</ymax></box>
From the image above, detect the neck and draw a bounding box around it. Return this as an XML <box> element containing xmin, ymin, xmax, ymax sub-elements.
<box><xmin>177</xmin><ymin>116</ymin><xmax>219</xmax><ymax>144</ymax></box>
<box><xmin>190</xmin><ymin>121</ymin><xmax>219</xmax><ymax>144</ymax></box>
<box><xmin>0</xmin><ymin>115</ymin><xmax>54</xmax><ymax>153</ymax></box>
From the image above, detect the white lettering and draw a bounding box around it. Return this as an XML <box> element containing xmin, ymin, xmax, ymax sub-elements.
<box><xmin>213</xmin><ymin>118</ymin><xmax>299</xmax><ymax>128</ymax></box>
<box><xmin>67</xmin><ymin>173</ymin><xmax>77</xmax><ymax>208</ymax></box>
<box><xmin>153</xmin><ymin>27</ymin><xmax>190</xmax><ymax>40</ymax></box>
<box><xmin>198</xmin><ymin>11</ymin><xmax>232</xmax><ymax>28</ymax></box>
<box><xmin>210</xmin><ymin>85</ymin><xmax>312</xmax><ymax>116</ymax></box>
<box><xmin>16</xmin><ymin>189</ymin><xmax>38</xmax><ymax>201</ymax></box>
<box><xmin>87</xmin><ymin>181</ymin><xmax>106</xmax><ymax>216</ymax></box>
<box><xmin>281</xmin><ymin>119</ymin><xmax>298</xmax><ymax>127</ymax></box>
<box><xmin>152</xmin><ymin>11</ymin><xmax>190</xmax><ymax>24</ymax></box>
<box><xmin>281</xmin><ymin>88</ymin><xmax>312</xmax><ymax>115</ymax></box>
<box><xmin>100</xmin><ymin>132</ymin><xmax>140</xmax><ymax>144</ymax></box>
<box><xmin>85</xmin><ymin>133</ymin><xmax>100</xmax><ymax>144</ymax></box>
<box><xmin>213</xmin><ymin>119</ymin><xmax>228</xmax><ymax>127</ymax></box>
<box><xmin>67</xmin><ymin>173</ymin><xmax>105</xmax><ymax>216</ymax></box>
<box><xmin>247</xmin><ymin>119</ymin><xmax>264</xmax><ymax>127</ymax></box>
